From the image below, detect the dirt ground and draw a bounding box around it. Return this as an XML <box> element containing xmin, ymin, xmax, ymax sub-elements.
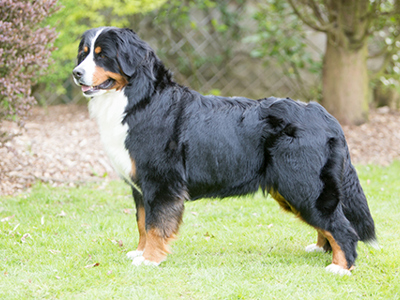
<box><xmin>1</xmin><ymin>104</ymin><xmax>399</xmax><ymax>196</ymax></box>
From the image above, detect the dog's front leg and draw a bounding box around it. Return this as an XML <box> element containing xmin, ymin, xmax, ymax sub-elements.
<box><xmin>132</xmin><ymin>184</ymin><xmax>186</xmax><ymax>266</ymax></box>
<box><xmin>126</xmin><ymin>187</ymin><xmax>147</xmax><ymax>259</ymax></box>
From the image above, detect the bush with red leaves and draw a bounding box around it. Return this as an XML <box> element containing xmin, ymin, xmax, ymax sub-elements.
<box><xmin>0</xmin><ymin>0</ymin><xmax>58</xmax><ymax>146</ymax></box>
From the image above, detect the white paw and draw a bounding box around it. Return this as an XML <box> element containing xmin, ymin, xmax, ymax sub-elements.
<box><xmin>126</xmin><ymin>250</ymin><xmax>144</xmax><ymax>260</ymax></box>
<box><xmin>132</xmin><ymin>256</ymin><xmax>160</xmax><ymax>267</ymax></box>
<box><xmin>305</xmin><ymin>244</ymin><xmax>325</xmax><ymax>253</ymax></box>
<box><xmin>326</xmin><ymin>263</ymin><xmax>352</xmax><ymax>276</ymax></box>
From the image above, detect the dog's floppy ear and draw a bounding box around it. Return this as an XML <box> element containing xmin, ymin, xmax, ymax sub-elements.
<box><xmin>115</xmin><ymin>28</ymin><xmax>152</xmax><ymax>78</ymax></box>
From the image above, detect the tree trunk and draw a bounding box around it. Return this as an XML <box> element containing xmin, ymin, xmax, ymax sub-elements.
<box><xmin>322</xmin><ymin>37</ymin><xmax>369</xmax><ymax>125</ymax></box>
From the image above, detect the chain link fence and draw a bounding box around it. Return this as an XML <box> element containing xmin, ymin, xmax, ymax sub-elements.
<box><xmin>34</xmin><ymin>3</ymin><xmax>322</xmax><ymax>105</ymax></box>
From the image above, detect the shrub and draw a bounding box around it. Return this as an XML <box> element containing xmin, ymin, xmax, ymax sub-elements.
<box><xmin>0</xmin><ymin>0</ymin><xmax>58</xmax><ymax>146</ymax></box>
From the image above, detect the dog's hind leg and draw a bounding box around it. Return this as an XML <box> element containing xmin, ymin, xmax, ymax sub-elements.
<box><xmin>310</xmin><ymin>206</ymin><xmax>359</xmax><ymax>276</ymax></box>
<box><xmin>320</xmin><ymin>225</ymin><xmax>358</xmax><ymax>276</ymax></box>
<box><xmin>305</xmin><ymin>230</ymin><xmax>331</xmax><ymax>253</ymax></box>
<box><xmin>312</xmin><ymin>137</ymin><xmax>358</xmax><ymax>274</ymax></box>
<box><xmin>127</xmin><ymin>187</ymin><xmax>147</xmax><ymax>260</ymax></box>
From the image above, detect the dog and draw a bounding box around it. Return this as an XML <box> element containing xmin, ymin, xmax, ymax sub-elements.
<box><xmin>73</xmin><ymin>27</ymin><xmax>377</xmax><ymax>275</ymax></box>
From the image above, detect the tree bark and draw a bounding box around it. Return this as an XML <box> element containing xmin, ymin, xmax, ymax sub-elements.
<box><xmin>322</xmin><ymin>35</ymin><xmax>370</xmax><ymax>125</ymax></box>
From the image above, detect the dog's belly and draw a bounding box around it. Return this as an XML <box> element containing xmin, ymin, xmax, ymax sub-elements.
<box><xmin>88</xmin><ymin>91</ymin><xmax>133</xmax><ymax>183</ymax></box>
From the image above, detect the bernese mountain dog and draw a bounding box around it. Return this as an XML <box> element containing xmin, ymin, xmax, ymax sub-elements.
<box><xmin>73</xmin><ymin>27</ymin><xmax>377</xmax><ymax>275</ymax></box>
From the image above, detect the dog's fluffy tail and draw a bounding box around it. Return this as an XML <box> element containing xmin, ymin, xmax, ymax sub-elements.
<box><xmin>341</xmin><ymin>157</ymin><xmax>378</xmax><ymax>248</ymax></box>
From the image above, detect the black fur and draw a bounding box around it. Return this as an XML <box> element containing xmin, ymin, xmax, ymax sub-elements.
<box><xmin>77</xmin><ymin>27</ymin><xmax>377</xmax><ymax>269</ymax></box>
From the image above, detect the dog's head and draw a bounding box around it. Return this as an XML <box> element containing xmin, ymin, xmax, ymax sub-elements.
<box><xmin>72</xmin><ymin>27</ymin><xmax>157</xmax><ymax>97</ymax></box>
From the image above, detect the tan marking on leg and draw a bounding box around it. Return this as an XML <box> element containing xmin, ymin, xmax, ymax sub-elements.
<box><xmin>141</xmin><ymin>193</ymin><xmax>186</xmax><ymax>264</ymax></box>
<box><xmin>321</xmin><ymin>230</ymin><xmax>348</xmax><ymax>269</ymax></box>
<box><xmin>136</xmin><ymin>206</ymin><xmax>146</xmax><ymax>252</ymax></box>
<box><xmin>142</xmin><ymin>228</ymin><xmax>175</xmax><ymax>264</ymax></box>
<box><xmin>316</xmin><ymin>231</ymin><xmax>327</xmax><ymax>248</ymax></box>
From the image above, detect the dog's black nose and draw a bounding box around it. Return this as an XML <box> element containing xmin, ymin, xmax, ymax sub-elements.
<box><xmin>73</xmin><ymin>68</ymin><xmax>84</xmax><ymax>79</ymax></box>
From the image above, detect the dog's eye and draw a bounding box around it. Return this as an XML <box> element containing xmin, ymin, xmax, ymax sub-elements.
<box><xmin>78</xmin><ymin>46</ymin><xmax>89</xmax><ymax>57</ymax></box>
<box><xmin>96</xmin><ymin>53</ymin><xmax>106</xmax><ymax>60</ymax></box>
<box><xmin>77</xmin><ymin>49</ymin><xmax>88</xmax><ymax>63</ymax></box>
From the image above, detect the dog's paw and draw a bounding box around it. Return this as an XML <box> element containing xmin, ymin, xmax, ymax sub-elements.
<box><xmin>305</xmin><ymin>244</ymin><xmax>325</xmax><ymax>253</ymax></box>
<box><xmin>126</xmin><ymin>250</ymin><xmax>144</xmax><ymax>260</ymax></box>
<box><xmin>325</xmin><ymin>263</ymin><xmax>352</xmax><ymax>276</ymax></box>
<box><xmin>132</xmin><ymin>256</ymin><xmax>160</xmax><ymax>267</ymax></box>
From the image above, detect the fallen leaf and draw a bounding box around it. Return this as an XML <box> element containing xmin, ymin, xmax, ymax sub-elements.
<box><xmin>204</xmin><ymin>232</ymin><xmax>215</xmax><ymax>241</ymax></box>
<box><xmin>123</xmin><ymin>208</ymin><xmax>132</xmax><ymax>214</ymax></box>
<box><xmin>1</xmin><ymin>215</ymin><xmax>15</xmax><ymax>222</ymax></box>
<box><xmin>21</xmin><ymin>233</ymin><xmax>31</xmax><ymax>243</ymax></box>
<box><xmin>84</xmin><ymin>263</ymin><xmax>100</xmax><ymax>268</ymax></box>
<box><xmin>9</xmin><ymin>223</ymin><xmax>20</xmax><ymax>234</ymax></box>
<box><xmin>56</xmin><ymin>211</ymin><xmax>66</xmax><ymax>217</ymax></box>
<box><xmin>204</xmin><ymin>232</ymin><xmax>214</xmax><ymax>238</ymax></box>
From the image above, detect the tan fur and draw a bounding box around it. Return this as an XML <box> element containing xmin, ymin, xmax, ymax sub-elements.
<box><xmin>136</xmin><ymin>206</ymin><xmax>146</xmax><ymax>252</ymax></box>
<box><xmin>92</xmin><ymin>66</ymin><xmax>128</xmax><ymax>90</ymax></box>
<box><xmin>269</xmin><ymin>189</ymin><xmax>302</xmax><ymax>218</ymax></box>
<box><xmin>316</xmin><ymin>231</ymin><xmax>327</xmax><ymax>248</ymax></box>
<box><xmin>320</xmin><ymin>230</ymin><xmax>350</xmax><ymax>269</ymax></box>
<box><xmin>142</xmin><ymin>228</ymin><xmax>175</xmax><ymax>263</ymax></box>
<box><xmin>141</xmin><ymin>192</ymin><xmax>187</xmax><ymax>263</ymax></box>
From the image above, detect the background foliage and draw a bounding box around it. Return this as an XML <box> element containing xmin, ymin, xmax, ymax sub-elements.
<box><xmin>41</xmin><ymin>0</ymin><xmax>166</xmax><ymax>96</ymax></box>
<box><xmin>0</xmin><ymin>0</ymin><xmax>58</xmax><ymax>146</ymax></box>
<box><xmin>39</xmin><ymin>0</ymin><xmax>400</xmax><ymax>109</ymax></box>
<box><xmin>3</xmin><ymin>0</ymin><xmax>400</xmax><ymax>144</ymax></box>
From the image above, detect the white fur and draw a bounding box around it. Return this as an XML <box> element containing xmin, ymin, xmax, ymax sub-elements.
<box><xmin>132</xmin><ymin>256</ymin><xmax>161</xmax><ymax>267</ymax></box>
<box><xmin>305</xmin><ymin>244</ymin><xmax>325</xmax><ymax>253</ymax></box>
<box><xmin>88</xmin><ymin>90</ymin><xmax>133</xmax><ymax>184</ymax></box>
<box><xmin>326</xmin><ymin>263</ymin><xmax>352</xmax><ymax>276</ymax></box>
<box><xmin>126</xmin><ymin>250</ymin><xmax>144</xmax><ymax>259</ymax></box>
<box><xmin>74</xmin><ymin>28</ymin><xmax>104</xmax><ymax>90</ymax></box>
<box><xmin>366</xmin><ymin>239</ymin><xmax>381</xmax><ymax>250</ymax></box>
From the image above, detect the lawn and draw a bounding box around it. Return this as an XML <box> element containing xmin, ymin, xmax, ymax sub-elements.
<box><xmin>1</xmin><ymin>162</ymin><xmax>399</xmax><ymax>299</ymax></box>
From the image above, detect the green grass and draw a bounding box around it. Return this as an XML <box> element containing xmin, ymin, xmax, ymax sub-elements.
<box><xmin>1</xmin><ymin>162</ymin><xmax>400</xmax><ymax>299</ymax></box>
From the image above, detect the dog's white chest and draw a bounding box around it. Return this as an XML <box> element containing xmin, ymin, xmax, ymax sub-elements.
<box><xmin>88</xmin><ymin>91</ymin><xmax>133</xmax><ymax>183</ymax></box>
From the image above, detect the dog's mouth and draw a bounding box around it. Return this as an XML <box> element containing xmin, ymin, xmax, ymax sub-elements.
<box><xmin>80</xmin><ymin>78</ymin><xmax>116</xmax><ymax>95</ymax></box>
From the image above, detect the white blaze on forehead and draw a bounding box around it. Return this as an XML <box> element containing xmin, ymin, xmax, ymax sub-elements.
<box><xmin>76</xmin><ymin>28</ymin><xmax>105</xmax><ymax>86</ymax></box>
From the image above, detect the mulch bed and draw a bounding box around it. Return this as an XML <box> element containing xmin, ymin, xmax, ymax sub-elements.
<box><xmin>1</xmin><ymin>105</ymin><xmax>399</xmax><ymax>196</ymax></box>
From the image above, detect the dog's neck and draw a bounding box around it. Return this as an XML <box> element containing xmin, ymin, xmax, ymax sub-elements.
<box><xmin>123</xmin><ymin>59</ymin><xmax>173</xmax><ymax>114</ymax></box>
